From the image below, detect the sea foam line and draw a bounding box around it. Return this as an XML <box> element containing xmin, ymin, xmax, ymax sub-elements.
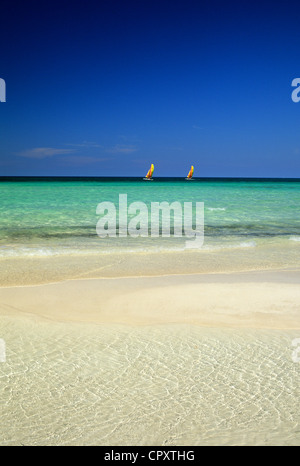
<box><xmin>289</xmin><ymin>236</ymin><xmax>300</xmax><ymax>242</ymax></box>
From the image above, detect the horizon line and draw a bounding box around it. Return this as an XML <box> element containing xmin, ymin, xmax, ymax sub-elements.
<box><xmin>1</xmin><ymin>175</ymin><xmax>300</xmax><ymax>181</ymax></box>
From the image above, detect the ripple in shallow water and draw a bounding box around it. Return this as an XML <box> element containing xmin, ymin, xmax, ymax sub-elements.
<box><xmin>0</xmin><ymin>318</ymin><xmax>299</xmax><ymax>446</ymax></box>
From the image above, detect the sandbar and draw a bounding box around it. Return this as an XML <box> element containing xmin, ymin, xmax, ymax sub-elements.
<box><xmin>0</xmin><ymin>269</ymin><xmax>299</xmax><ymax>329</ymax></box>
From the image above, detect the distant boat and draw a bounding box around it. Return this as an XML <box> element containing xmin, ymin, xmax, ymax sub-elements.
<box><xmin>185</xmin><ymin>165</ymin><xmax>194</xmax><ymax>180</ymax></box>
<box><xmin>144</xmin><ymin>163</ymin><xmax>154</xmax><ymax>181</ymax></box>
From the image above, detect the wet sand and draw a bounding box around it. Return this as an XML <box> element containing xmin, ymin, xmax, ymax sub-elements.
<box><xmin>0</xmin><ymin>270</ymin><xmax>300</xmax><ymax>329</ymax></box>
<box><xmin>1</xmin><ymin>242</ymin><xmax>300</xmax><ymax>287</ymax></box>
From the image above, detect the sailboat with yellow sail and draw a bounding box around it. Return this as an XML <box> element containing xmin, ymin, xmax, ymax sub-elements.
<box><xmin>143</xmin><ymin>163</ymin><xmax>154</xmax><ymax>181</ymax></box>
<box><xmin>185</xmin><ymin>165</ymin><xmax>194</xmax><ymax>180</ymax></box>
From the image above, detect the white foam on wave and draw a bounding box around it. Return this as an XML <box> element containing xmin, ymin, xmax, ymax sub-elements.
<box><xmin>0</xmin><ymin>237</ymin><xmax>259</xmax><ymax>259</ymax></box>
<box><xmin>0</xmin><ymin>247</ymin><xmax>63</xmax><ymax>258</ymax></box>
<box><xmin>0</xmin><ymin>243</ymin><xmax>188</xmax><ymax>258</ymax></box>
<box><xmin>239</xmin><ymin>241</ymin><xmax>257</xmax><ymax>248</ymax></box>
<box><xmin>289</xmin><ymin>236</ymin><xmax>300</xmax><ymax>242</ymax></box>
<box><xmin>201</xmin><ymin>240</ymin><xmax>256</xmax><ymax>251</ymax></box>
<box><xmin>0</xmin><ymin>240</ymin><xmax>259</xmax><ymax>258</ymax></box>
<box><xmin>207</xmin><ymin>207</ymin><xmax>227</xmax><ymax>211</ymax></box>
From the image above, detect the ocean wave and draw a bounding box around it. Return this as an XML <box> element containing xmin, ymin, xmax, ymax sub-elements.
<box><xmin>0</xmin><ymin>243</ymin><xmax>188</xmax><ymax>258</ymax></box>
<box><xmin>207</xmin><ymin>207</ymin><xmax>227</xmax><ymax>211</ymax></box>
<box><xmin>289</xmin><ymin>236</ymin><xmax>300</xmax><ymax>242</ymax></box>
<box><xmin>0</xmin><ymin>247</ymin><xmax>68</xmax><ymax>257</ymax></box>
<box><xmin>201</xmin><ymin>240</ymin><xmax>256</xmax><ymax>251</ymax></box>
<box><xmin>239</xmin><ymin>241</ymin><xmax>257</xmax><ymax>248</ymax></box>
<box><xmin>0</xmin><ymin>239</ymin><xmax>258</xmax><ymax>258</ymax></box>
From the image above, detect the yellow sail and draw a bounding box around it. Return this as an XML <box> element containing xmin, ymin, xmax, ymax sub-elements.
<box><xmin>145</xmin><ymin>163</ymin><xmax>154</xmax><ymax>179</ymax></box>
<box><xmin>187</xmin><ymin>165</ymin><xmax>194</xmax><ymax>179</ymax></box>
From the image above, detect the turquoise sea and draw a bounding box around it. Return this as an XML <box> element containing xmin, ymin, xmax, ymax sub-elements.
<box><xmin>0</xmin><ymin>177</ymin><xmax>300</xmax><ymax>258</ymax></box>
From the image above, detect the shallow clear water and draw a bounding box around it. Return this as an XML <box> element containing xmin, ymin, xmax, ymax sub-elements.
<box><xmin>0</xmin><ymin>317</ymin><xmax>299</xmax><ymax>446</ymax></box>
<box><xmin>0</xmin><ymin>177</ymin><xmax>300</xmax><ymax>257</ymax></box>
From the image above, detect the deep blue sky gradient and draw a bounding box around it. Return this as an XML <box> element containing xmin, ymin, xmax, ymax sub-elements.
<box><xmin>1</xmin><ymin>0</ymin><xmax>300</xmax><ymax>177</ymax></box>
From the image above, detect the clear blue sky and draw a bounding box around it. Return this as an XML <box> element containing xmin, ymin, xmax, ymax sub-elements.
<box><xmin>1</xmin><ymin>0</ymin><xmax>300</xmax><ymax>177</ymax></box>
